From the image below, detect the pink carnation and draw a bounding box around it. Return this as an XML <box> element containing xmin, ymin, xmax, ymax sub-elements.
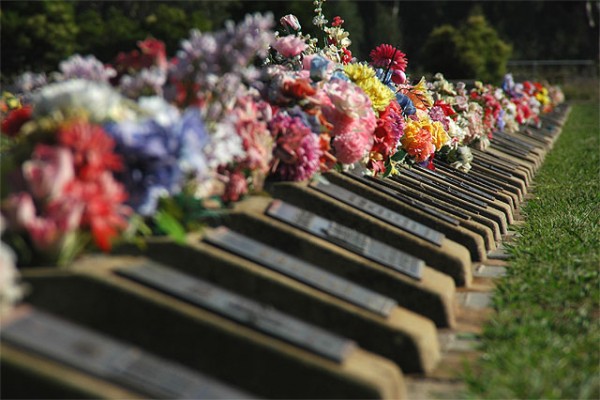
<box><xmin>269</xmin><ymin>113</ymin><xmax>320</xmax><ymax>181</ymax></box>
<box><xmin>272</xmin><ymin>35</ymin><xmax>307</xmax><ymax>58</ymax></box>
<box><xmin>332</xmin><ymin>128</ymin><xmax>373</xmax><ymax>164</ymax></box>
<box><xmin>22</xmin><ymin>145</ymin><xmax>74</xmax><ymax>201</ymax></box>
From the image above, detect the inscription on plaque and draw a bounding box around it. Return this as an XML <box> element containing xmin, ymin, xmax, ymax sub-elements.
<box><xmin>0</xmin><ymin>309</ymin><xmax>253</xmax><ymax>399</ymax></box>
<box><xmin>414</xmin><ymin>166</ymin><xmax>496</xmax><ymax>201</ymax></box>
<box><xmin>399</xmin><ymin>169</ymin><xmax>490</xmax><ymax>208</ymax></box>
<box><xmin>311</xmin><ymin>179</ymin><xmax>444</xmax><ymax>246</ymax></box>
<box><xmin>204</xmin><ymin>227</ymin><xmax>397</xmax><ymax>317</ymax></box>
<box><xmin>117</xmin><ymin>263</ymin><xmax>356</xmax><ymax>363</ymax></box>
<box><xmin>390</xmin><ymin>175</ymin><xmax>484</xmax><ymax>215</ymax></box>
<box><xmin>342</xmin><ymin>170</ymin><xmax>461</xmax><ymax>225</ymax></box>
<box><xmin>267</xmin><ymin>200</ymin><xmax>424</xmax><ymax>280</ymax></box>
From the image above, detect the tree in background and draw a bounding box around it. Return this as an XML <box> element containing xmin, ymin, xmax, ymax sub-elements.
<box><xmin>421</xmin><ymin>13</ymin><xmax>512</xmax><ymax>83</ymax></box>
<box><xmin>1</xmin><ymin>1</ymin><xmax>79</xmax><ymax>76</ymax></box>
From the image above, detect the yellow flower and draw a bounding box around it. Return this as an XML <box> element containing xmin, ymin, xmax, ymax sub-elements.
<box><xmin>344</xmin><ymin>63</ymin><xmax>376</xmax><ymax>82</ymax></box>
<box><xmin>344</xmin><ymin>63</ymin><xmax>395</xmax><ymax>112</ymax></box>
<box><xmin>430</xmin><ymin>120</ymin><xmax>450</xmax><ymax>150</ymax></box>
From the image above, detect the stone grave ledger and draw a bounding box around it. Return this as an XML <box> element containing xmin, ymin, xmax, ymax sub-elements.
<box><xmin>391</xmin><ymin>170</ymin><xmax>510</xmax><ymax>236</ymax></box>
<box><xmin>1</xmin><ymin>306</ymin><xmax>254</xmax><ymax>399</ymax></box>
<box><xmin>267</xmin><ymin>183</ymin><xmax>473</xmax><ymax>287</ymax></box>
<box><xmin>14</xmin><ymin>262</ymin><xmax>406</xmax><ymax>399</ymax></box>
<box><xmin>222</xmin><ymin>196</ymin><xmax>456</xmax><ymax>328</ymax></box>
<box><xmin>401</xmin><ymin>166</ymin><xmax>516</xmax><ymax>225</ymax></box>
<box><xmin>324</xmin><ymin>172</ymin><xmax>488</xmax><ymax>261</ymax></box>
<box><xmin>324</xmin><ymin>171</ymin><xmax>491</xmax><ymax>262</ymax></box>
<box><xmin>116</xmin><ymin>233</ymin><xmax>442</xmax><ymax>374</ymax></box>
<box><xmin>371</xmin><ymin>172</ymin><xmax>502</xmax><ymax>243</ymax></box>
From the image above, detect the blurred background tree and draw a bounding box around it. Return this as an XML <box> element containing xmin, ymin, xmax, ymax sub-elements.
<box><xmin>421</xmin><ymin>13</ymin><xmax>512</xmax><ymax>83</ymax></box>
<box><xmin>1</xmin><ymin>0</ymin><xmax>598</xmax><ymax>84</ymax></box>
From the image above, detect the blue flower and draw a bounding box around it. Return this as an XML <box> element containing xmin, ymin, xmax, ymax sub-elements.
<box><xmin>104</xmin><ymin>119</ymin><xmax>182</xmax><ymax>216</ymax></box>
<box><xmin>310</xmin><ymin>56</ymin><xmax>330</xmax><ymax>82</ymax></box>
<box><xmin>396</xmin><ymin>93</ymin><xmax>416</xmax><ymax>116</ymax></box>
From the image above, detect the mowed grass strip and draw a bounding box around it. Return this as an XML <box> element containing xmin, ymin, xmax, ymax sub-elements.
<box><xmin>465</xmin><ymin>102</ymin><xmax>600</xmax><ymax>399</ymax></box>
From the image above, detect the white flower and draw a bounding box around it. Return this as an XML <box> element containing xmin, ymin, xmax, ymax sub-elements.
<box><xmin>0</xmin><ymin>216</ymin><xmax>24</xmax><ymax>317</ymax></box>
<box><xmin>32</xmin><ymin>79</ymin><xmax>135</xmax><ymax>122</ymax></box>
<box><xmin>137</xmin><ymin>96</ymin><xmax>180</xmax><ymax>127</ymax></box>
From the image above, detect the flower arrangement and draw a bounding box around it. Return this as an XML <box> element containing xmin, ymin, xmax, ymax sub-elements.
<box><xmin>0</xmin><ymin>0</ymin><xmax>565</xmax><ymax>268</ymax></box>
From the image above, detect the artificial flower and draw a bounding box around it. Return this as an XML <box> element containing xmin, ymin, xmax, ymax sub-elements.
<box><xmin>272</xmin><ymin>35</ymin><xmax>308</xmax><ymax>58</ymax></box>
<box><xmin>369</xmin><ymin>44</ymin><xmax>407</xmax><ymax>72</ymax></box>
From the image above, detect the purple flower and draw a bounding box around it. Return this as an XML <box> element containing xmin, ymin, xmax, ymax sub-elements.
<box><xmin>58</xmin><ymin>54</ymin><xmax>116</xmax><ymax>83</ymax></box>
<box><xmin>104</xmin><ymin>118</ymin><xmax>182</xmax><ymax>216</ymax></box>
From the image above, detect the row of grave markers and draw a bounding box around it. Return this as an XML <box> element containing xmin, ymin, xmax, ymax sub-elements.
<box><xmin>1</xmin><ymin>103</ymin><xmax>570</xmax><ymax>399</ymax></box>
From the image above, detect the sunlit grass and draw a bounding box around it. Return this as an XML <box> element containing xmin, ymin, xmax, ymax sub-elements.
<box><xmin>465</xmin><ymin>102</ymin><xmax>600</xmax><ymax>399</ymax></box>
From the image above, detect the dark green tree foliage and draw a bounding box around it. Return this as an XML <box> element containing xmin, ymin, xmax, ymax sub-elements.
<box><xmin>421</xmin><ymin>14</ymin><xmax>512</xmax><ymax>83</ymax></box>
<box><xmin>1</xmin><ymin>1</ymin><xmax>79</xmax><ymax>76</ymax></box>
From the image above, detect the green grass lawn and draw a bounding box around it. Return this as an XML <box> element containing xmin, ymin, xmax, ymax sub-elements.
<box><xmin>465</xmin><ymin>102</ymin><xmax>600</xmax><ymax>399</ymax></box>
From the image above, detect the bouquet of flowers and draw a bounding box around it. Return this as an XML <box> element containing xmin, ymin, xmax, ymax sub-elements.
<box><xmin>0</xmin><ymin>0</ymin><xmax>565</xmax><ymax>269</ymax></box>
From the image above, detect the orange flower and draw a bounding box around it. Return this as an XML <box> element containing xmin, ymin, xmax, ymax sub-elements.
<box><xmin>401</xmin><ymin>118</ymin><xmax>435</xmax><ymax>162</ymax></box>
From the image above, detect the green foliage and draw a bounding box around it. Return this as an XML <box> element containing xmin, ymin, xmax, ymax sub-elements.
<box><xmin>421</xmin><ymin>14</ymin><xmax>512</xmax><ymax>83</ymax></box>
<box><xmin>465</xmin><ymin>103</ymin><xmax>600</xmax><ymax>399</ymax></box>
<box><xmin>1</xmin><ymin>0</ymin><xmax>79</xmax><ymax>77</ymax></box>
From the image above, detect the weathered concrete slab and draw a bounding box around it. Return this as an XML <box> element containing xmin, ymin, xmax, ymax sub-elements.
<box><xmin>324</xmin><ymin>171</ymin><xmax>490</xmax><ymax>262</ymax></box>
<box><xmin>392</xmin><ymin>172</ymin><xmax>509</xmax><ymax>236</ymax></box>
<box><xmin>19</xmin><ymin>263</ymin><xmax>406</xmax><ymax>399</ymax></box>
<box><xmin>268</xmin><ymin>182</ymin><xmax>473</xmax><ymax>287</ymax></box>
<box><xmin>405</xmin><ymin>166</ymin><xmax>516</xmax><ymax>225</ymax></box>
<box><xmin>115</xmin><ymin>237</ymin><xmax>441</xmax><ymax>374</ymax></box>
<box><xmin>369</xmin><ymin>174</ymin><xmax>500</xmax><ymax>246</ymax></box>
<box><xmin>223</xmin><ymin>196</ymin><xmax>457</xmax><ymax>328</ymax></box>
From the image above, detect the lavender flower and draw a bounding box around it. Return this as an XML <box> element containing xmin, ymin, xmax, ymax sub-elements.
<box><xmin>58</xmin><ymin>54</ymin><xmax>117</xmax><ymax>83</ymax></box>
<box><xmin>104</xmin><ymin>118</ymin><xmax>183</xmax><ymax>216</ymax></box>
<box><xmin>13</xmin><ymin>72</ymin><xmax>48</xmax><ymax>93</ymax></box>
<box><xmin>171</xmin><ymin>13</ymin><xmax>275</xmax><ymax>110</ymax></box>
<box><xmin>119</xmin><ymin>66</ymin><xmax>167</xmax><ymax>99</ymax></box>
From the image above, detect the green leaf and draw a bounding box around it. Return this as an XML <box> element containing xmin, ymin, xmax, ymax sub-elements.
<box><xmin>382</xmin><ymin>159</ymin><xmax>393</xmax><ymax>178</ymax></box>
<box><xmin>154</xmin><ymin>211</ymin><xmax>186</xmax><ymax>244</ymax></box>
<box><xmin>391</xmin><ymin>149</ymin><xmax>407</xmax><ymax>162</ymax></box>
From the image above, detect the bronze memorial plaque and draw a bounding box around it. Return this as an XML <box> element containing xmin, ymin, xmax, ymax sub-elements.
<box><xmin>311</xmin><ymin>179</ymin><xmax>445</xmax><ymax>246</ymax></box>
<box><xmin>0</xmin><ymin>308</ymin><xmax>254</xmax><ymax>399</ymax></box>
<box><xmin>117</xmin><ymin>263</ymin><xmax>356</xmax><ymax>363</ymax></box>
<box><xmin>204</xmin><ymin>227</ymin><xmax>397</xmax><ymax>317</ymax></box>
<box><xmin>266</xmin><ymin>200</ymin><xmax>424</xmax><ymax>280</ymax></box>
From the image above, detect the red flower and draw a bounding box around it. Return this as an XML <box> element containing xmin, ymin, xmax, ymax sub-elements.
<box><xmin>1</xmin><ymin>106</ymin><xmax>32</xmax><ymax>137</ymax></box>
<box><xmin>64</xmin><ymin>172</ymin><xmax>130</xmax><ymax>252</ymax></box>
<box><xmin>331</xmin><ymin>16</ymin><xmax>345</xmax><ymax>27</ymax></box>
<box><xmin>369</xmin><ymin>44</ymin><xmax>407</xmax><ymax>72</ymax></box>
<box><xmin>341</xmin><ymin>48</ymin><xmax>353</xmax><ymax>65</ymax></box>
<box><xmin>282</xmin><ymin>78</ymin><xmax>317</xmax><ymax>99</ymax></box>
<box><xmin>57</xmin><ymin>120</ymin><xmax>123</xmax><ymax>181</ymax></box>
<box><xmin>434</xmin><ymin>100</ymin><xmax>456</xmax><ymax>118</ymax></box>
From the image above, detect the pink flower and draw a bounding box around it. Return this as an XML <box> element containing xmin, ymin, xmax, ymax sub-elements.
<box><xmin>26</xmin><ymin>217</ymin><xmax>62</xmax><ymax>254</ymax></box>
<box><xmin>269</xmin><ymin>113</ymin><xmax>321</xmax><ymax>181</ymax></box>
<box><xmin>272</xmin><ymin>36</ymin><xmax>307</xmax><ymax>58</ymax></box>
<box><xmin>231</xmin><ymin>97</ymin><xmax>273</xmax><ymax>173</ymax></box>
<box><xmin>22</xmin><ymin>145</ymin><xmax>74</xmax><ymax>201</ymax></box>
<box><xmin>280</xmin><ymin>14</ymin><xmax>301</xmax><ymax>31</ymax></box>
<box><xmin>332</xmin><ymin>128</ymin><xmax>373</xmax><ymax>164</ymax></box>
<box><xmin>369</xmin><ymin>44</ymin><xmax>408</xmax><ymax>72</ymax></box>
<box><xmin>2</xmin><ymin>193</ymin><xmax>36</xmax><ymax>232</ymax></box>
<box><xmin>222</xmin><ymin>170</ymin><xmax>248</xmax><ymax>203</ymax></box>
